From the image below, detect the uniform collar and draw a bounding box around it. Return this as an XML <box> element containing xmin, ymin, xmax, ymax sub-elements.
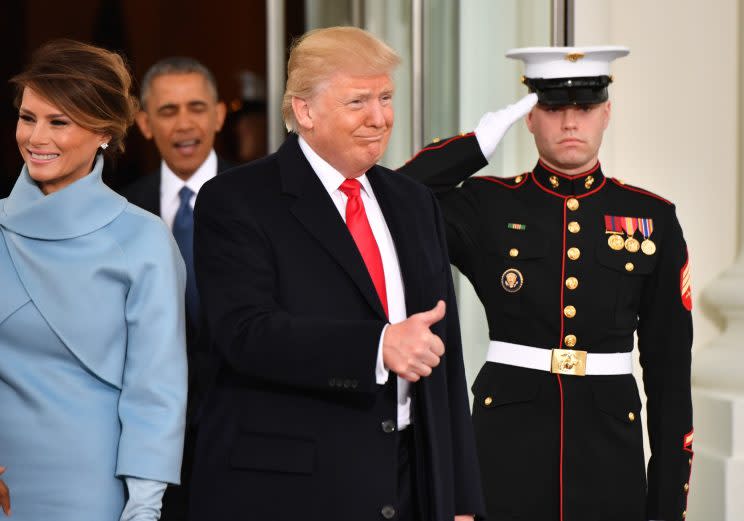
<box><xmin>0</xmin><ymin>155</ymin><xmax>126</xmax><ymax>240</ymax></box>
<box><xmin>531</xmin><ymin>159</ymin><xmax>606</xmax><ymax>198</ymax></box>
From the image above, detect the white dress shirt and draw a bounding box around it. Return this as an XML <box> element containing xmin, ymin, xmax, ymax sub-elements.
<box><xmin>159</xmin><ymin>150</ymin><xmax>218</xmax><ymax>229</ymax></box>
<box><xmin>298</xmin><ymin>136</ymin><xmax>411</xmax><ymax>430</ymax></box>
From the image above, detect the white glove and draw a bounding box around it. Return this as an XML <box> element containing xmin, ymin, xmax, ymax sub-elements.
<box><xmin>119</xmin><ymin>477</ymin><xmax>168</xmax><ymax>521</ymax></box>
<box><xmin>474</xmin><ymin>93</ymin><xmax>538</xmax><ymax>160</ymax></box>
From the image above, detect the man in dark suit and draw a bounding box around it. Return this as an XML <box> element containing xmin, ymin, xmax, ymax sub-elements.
<box><xmin>120</xmin><ymin>57</ymin><xmax>229</xmax><ymax>521</ymax></box>
<box><xmin>189</xmin><ymin>27</ymin><xmax>484</xmax><ymax>521</ymax></box>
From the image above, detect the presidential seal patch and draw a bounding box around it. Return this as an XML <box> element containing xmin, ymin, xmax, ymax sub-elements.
<box><xmin>501</xmin><ymin>268</ymin><xmax>524</xmax><ymax>293</ymax></box>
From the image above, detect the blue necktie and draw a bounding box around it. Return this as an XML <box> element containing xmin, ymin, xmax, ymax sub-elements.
<box><xmin>173</xmin><ymin>186</ymin><xmax>200</xmax><ymax>323</ymax></box>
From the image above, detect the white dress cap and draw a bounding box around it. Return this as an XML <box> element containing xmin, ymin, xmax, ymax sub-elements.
<box><xmin>506</xmin><ymin>46</ymin><xmax>629</xmax><ymax>79</ymax></box>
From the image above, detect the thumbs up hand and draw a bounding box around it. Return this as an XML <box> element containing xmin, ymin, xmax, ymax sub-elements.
<box><xmin>382</xmin><ymin>300</ymin><xmax>446</xmax><ymax>382</ymax></box>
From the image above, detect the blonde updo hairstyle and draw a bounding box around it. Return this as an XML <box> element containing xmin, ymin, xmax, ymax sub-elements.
<box><xmin>11</xmin><ymin>39</ymin><xmax>138</xmax><ymax>156</ymax></box>
<box><xmin>282</xmin><ymin>26</ymin><xmax>401</xmax><ymax>132</ymax></box>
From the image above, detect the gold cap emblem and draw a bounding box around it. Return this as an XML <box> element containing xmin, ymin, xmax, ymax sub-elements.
<box><xmin>565</xmin><ymin>52</ymin><xmax>585</xmax><ymax>62</ymax></box>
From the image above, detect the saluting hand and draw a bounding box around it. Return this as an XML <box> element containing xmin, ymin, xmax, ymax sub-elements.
<box><xmin>474</xmin><ymin>92</ymin><xmax>538</xmax><ymax>159</ymax></box>
<box><xmin>382</xmin><ymin>300</ymin><xmax>446</xmax><ymax>382</ymax></box>
<box><xmin>0</xmin><ymin>467</ymin><xmax>11</xmax><ymax>516</ymax></box>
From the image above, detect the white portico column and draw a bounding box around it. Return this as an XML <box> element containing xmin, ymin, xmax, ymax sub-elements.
<box><xmin>687</xmin><ymin>5</ymin><xmax>744</xmax><ymax>519</ymax></box>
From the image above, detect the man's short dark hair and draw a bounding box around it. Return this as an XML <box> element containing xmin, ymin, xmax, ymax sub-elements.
<box><xmin>140</xmin><ymin>56</ymin><xmax>219</xmax><ymax>108</ymax></box>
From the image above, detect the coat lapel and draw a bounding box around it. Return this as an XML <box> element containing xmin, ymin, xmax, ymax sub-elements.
<box><xmin>278</xmin><ymin>135</ymin><xmax>387</xmax><ymax>320</ymax></box>
<box><xmin>367</xmin><ymin>167</ymin><xmax>423</xmax><ymax>314</ymax></box>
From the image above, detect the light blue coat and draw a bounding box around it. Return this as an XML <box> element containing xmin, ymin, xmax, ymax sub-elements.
<box><xmin>0</xmin><ymin>157</ymin><xmax>187</xmax><ymax>520</ymax></box>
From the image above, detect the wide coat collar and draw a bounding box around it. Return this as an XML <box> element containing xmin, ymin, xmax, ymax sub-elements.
<box><xmin>0</xmin><ymin>155</ymin><xmax>126</xmax><ymax>239</ymax></box>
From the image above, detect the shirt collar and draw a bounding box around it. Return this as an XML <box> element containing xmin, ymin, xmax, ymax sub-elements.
<box><xmin>161</xmin><ymin>149</ymin><xmax>218</xmax><ymax>201</ymax></box>
<box><xmin>531</xmin><ymin>159</ymin><xmax>606</xmax><ymax>197</ymax></box>
<box><xmin>298</xmin><ymin>135</ymin><xmax>373</xmax><ymax>197</ymax></box>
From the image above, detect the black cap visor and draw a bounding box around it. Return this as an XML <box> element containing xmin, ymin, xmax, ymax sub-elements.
<box><xmin>524</xmin><ymin>75</ymin><xmax>612</xmax><ymax>106</ymax></box>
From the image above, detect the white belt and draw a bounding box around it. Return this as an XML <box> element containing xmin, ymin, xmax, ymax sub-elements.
<box><xmin>487</xmin><ymin>341</ymin><xmax>633</xmax><ymax>376</ymax></box>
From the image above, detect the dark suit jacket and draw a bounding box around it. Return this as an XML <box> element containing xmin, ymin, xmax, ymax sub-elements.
<box><xmin>189</xmin><ymin>134</ymin><xmax>484</xmax><ymax>521</ymax></box>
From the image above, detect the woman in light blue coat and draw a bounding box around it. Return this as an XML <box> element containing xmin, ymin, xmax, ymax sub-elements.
<box><xmin>0</xmin><ymin>40</ymin><xmax>187</xmax><ymax>521</ymax></box>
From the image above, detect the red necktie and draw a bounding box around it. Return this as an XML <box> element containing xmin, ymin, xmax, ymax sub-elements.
<box><xmin>339</xmin><ymin>179</ymin><xmax>388</xmax><ymax>317</ymax></box>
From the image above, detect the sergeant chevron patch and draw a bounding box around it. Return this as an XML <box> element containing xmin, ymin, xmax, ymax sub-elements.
<box><xmin>680</xmin><ymin>253</ymin><xmax>692</xmax><ymax>311</ymax></box>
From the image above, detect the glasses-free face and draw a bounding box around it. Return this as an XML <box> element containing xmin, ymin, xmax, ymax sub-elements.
<box><xmin>526</xmin><ymin>102</ymin><xmax>611</xmax><ymax>175</ymax></box>
<box><xmin>16</xmin><ymin>87</ymin><xmax>108</xmax><ymax>195</ymax></box>
<box><xmin>292</xmin><ymin>72</ymin><xmax>394</xmax><ymax>179</ymax></box>
<box><xmin>136</xmin><ymin>73</ymin><xmax>226</xmax><ymax>180</ymax></box>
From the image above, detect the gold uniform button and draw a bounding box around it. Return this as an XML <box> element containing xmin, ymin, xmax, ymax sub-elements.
<box><xmin>628</xmin><ymin>412</ymin><xmax>636</xmax><ymax>422</ymax></box>
<box><xmin>484</xmin><ymin>396</ymin><xmax>493</xmax><ymax>406</ymax></box>
<box><xmin>515</xmin><ymin>175</ymin><xmax>523</xmax><ymax>184</ymax></box>
<box><xmin>564</xmin><ymin>334</ymin><xmax>577</xmax><ymax>347</ymax></box>
<box><xmin>509</xmin><ymin>248</ymin><xmax>519</xmax><ymax>258</ymax></box>
<box><xmin>567</xmin><ymin>247</ymin><xmax>581</xmax><ymax>260</ymax></box>
<box><xmin>432</xmin><ymin>137</ymin><xmax>441</xmax><ymax>143</ymax></box>
<box><xmin>682</xmin><ymin>510</ymin><xmax>687</xmax><ymax>518</ymax></box>
<box><xmin>564</xmin><ymin>305</ymin><xmax>576</xmax><ymax>318</ymax></box>
<box><xmin>567</xmin><ymin>221</ymin><xmax>580</xmax><ymax>233</ymax></box>
<box><xmin>625</xmin><ymin>262</ymin><xmax>635</xmax><ymax>272</ymax></box>
<box><xmin>689</xmin><ymin>458</ymin><xmax>693</xmax><ymax>466</ymax></box>
<box><xmin>566</xmin><ymin>198</ymin><xmax>580</xmax><ymax>211</ymax></box>
<box><xmin>683</xmin><ymin>483</ymin><xmax>689</xmax><ymax>492</ymax></box>
<box><xmin>565</xmin><ymin>277</ymin><xmax>579</xmax><ymax>290</ymax></box>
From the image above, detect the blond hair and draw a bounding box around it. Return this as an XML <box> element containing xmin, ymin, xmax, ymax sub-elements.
<box><xmin>282</xmin><ymin>26</ymin><xmax>401</xmax><ymax>132</ymax></box>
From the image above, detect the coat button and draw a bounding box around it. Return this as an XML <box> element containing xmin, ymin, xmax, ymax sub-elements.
<box><xmin>381</xmin><ymin>420</ymin><xmax>396</xmax><ymax>434</ymax></box>
<box><xmin>625</xmin><ymin>262</ymin><xmax>634</xmax><ymax>272</ymax></box>
<box><xmin>566</xmin><ymin>198</ymin><xmax>579</xmax><ymax>211</ymax></box>
<box><xmin>628</xmin><ymin>412</ymin><xmax>636</xmax><ymax>422</ymax></box>
<box><xmin>328</xmin><ymin>378</ymin><xmax>336</xmax><ymax>387</ymax></box>
<box><xmin>564</xmin><ymin>334</ymin><xmax>577</xmax><ymax>347</ymax></box>
<box><xmin>565</xmin><ymin>277</ymin><xmax>578</xmax><ymax>290</ymax></box>
<box><xmin>563</xmin><ymin>305</ymin><xmax>576</xmax><ymax>318</ymax></box>
<box><xmin>683</xmin><ymin>482</ymin><xmax>689</xmax><ymax>492</ymax></box>
<box><xmin>514</xmin><ymin>175</ymin><xmax>523</xmax><ymax>184</ymax></box>
<box><xmin>682</xmin><ymin>510</ymin><xmax>687</xmax><ymax>518</ymax></box>
<box><xmin>381</xmin><ymin>505</ymin><xmax>396</xmax><ymax>519</ymax></box>
<box><xmin>343</xmin><ymin>379</ymin><xmax>352</xmax><ymax>388</ymax></box>
<box><xmin>484</xmin><ymin>396</ymin><xmax>493</xmax><ymax>406</ymax></box>
<box><xmin>509</xmin><ymin>248</ymin><xmax>519</xmax><ymax>257</ymax></box>
<box><xmin>567</xmin><ymin>221</ymin><xmax>580</xmax><ymax>233</ymax></box>
<box><xmin>567</xmin><ymin>247</ymin><xmax>581</xmax><ymax>260</ymax></box>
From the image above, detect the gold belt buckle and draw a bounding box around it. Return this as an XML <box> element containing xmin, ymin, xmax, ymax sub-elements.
<box><xmin>551</xmin><ymin>348</ymin><xmax>587</xmax><ymax>376</ymax></box>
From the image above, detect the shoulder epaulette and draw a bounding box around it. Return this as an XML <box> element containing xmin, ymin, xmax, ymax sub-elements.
<box><xmin>610</xmin><ymin>178</ymin><xmax>672</xmax><ymax>205</ymax></box>
<box><xmin>474</xmin><ymin>172</ymin><xmax>530</xmax><ymax>190</ymax></box>
<box><xmin>405</xmin><ymin>132</ymin><xmax>475</xmax><ymax>164</ymax></box>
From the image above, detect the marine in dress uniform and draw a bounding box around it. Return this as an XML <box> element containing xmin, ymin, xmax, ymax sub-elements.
<box><xmin>399</xmin><ymin>47</ymin><xmax>693</xmax><ymax>521</ymax></box>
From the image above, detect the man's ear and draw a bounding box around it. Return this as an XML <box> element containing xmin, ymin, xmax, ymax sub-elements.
<box><xmin>135</xmin><ymin>111</ymin><xmax>153</xmax><ymax>140</ymax></box>
<box><xmin>602</xmin><ymin>101</ymin><xmax>612</xmax><ymax>130</ymax></box>
<box><xmin>215</xmin><ymin>101</ymin><xmax>227</xmax><ymax>132</ymax></box>
<box><xmin>525</xmin><ymin>108</ymin><xmax>535</xmax><ymax>134</ymax></box>
<box><xmin>291</xmin><ymin>96</ymin><xmax>313</xmax><ymax>131</ymax></box>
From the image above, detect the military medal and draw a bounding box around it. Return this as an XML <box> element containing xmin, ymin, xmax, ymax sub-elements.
<box><xmin>623</xmin><ymin>217</ymin><xmax>640</xmax><ymax>253</ymax></box>
<box><xmin>608</xmin><ymin>234</ymin><xmax>625</xmax><ymax>250</ymax></box>
<box><xmin>604</xmin><ymin>215</ymin><xmax>625</xmax><ymax>251</ymax></box>
<box><xmin>639</xmin><ymin>218</ymin><xmax>656</xmax><ymax>255</ymax></box>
